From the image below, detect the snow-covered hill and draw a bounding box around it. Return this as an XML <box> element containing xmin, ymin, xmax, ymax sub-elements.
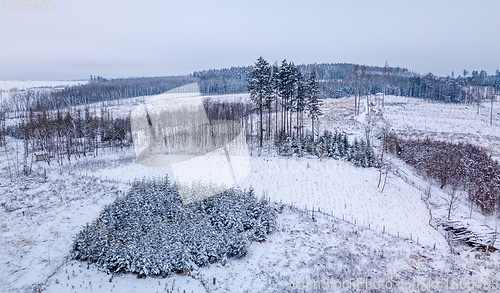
<box><xmin>44</xmin><ymin>206</ymin><xmax>500</xmax><ymax>293</ymax></box>
<box><xmin>382</xmin><ymin>95</ymin><xmax>500</xmax><ymax>160</ymax></box>
<box><xmin>1</xmin><ymin>93</ymin><xmax>500</xmax><ymax>292</ymax></box>
<box><xmin>92</xmin><ymin>153</ymin><xmax>448</xmax><ymax>249</ymax></box>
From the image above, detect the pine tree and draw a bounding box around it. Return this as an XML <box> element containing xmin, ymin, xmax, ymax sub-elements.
<box><xmin>306</xmin><ymin>70</ymin><xmax>322</xmax><ymax>142</ymax></box>
<box><xmin>295</xmin><ymin>71</ymin><xmax>307</xmax><ymax>138</ymax></box>
<box><xmin>382</xmin><ymin>62</ymin><xmax>390</xmax><ymax>107</ymax></box>
<box><xmin>277</xmin><ymin>60</ymin><xmax>301</xmax><ymax>136</ymax></box>
<box><xmin>341</xmin><ymin>134</ymin><xmax>349</xmax><ymax>158</ymax></box>
<box><xmin>247</xmin><ymin>57</ymin><xmax>272</xmax><ymax>147</ymax></box>
<box><xmin>359</xmin><ymin>139</ymin><xmax>367</xmax><ymax>167</ymax></box>
<box><xmin>289</xmin><ymin>64</ymin><xmax>300</xmax><ymax>136</ymax></box>
<box><xmin>333</xmin><ymin>131</ymin><xmax>341</xmax><ymax>158</ymax></box>
<box><xmin>365</xmin><ymin>141</ymin><xmax>376</xmax><ymax>167</ymax></box>
<box><xmin>278</xmin><ymin>60</ymin><xmax>289</xmax><ymax>135</ymax></box>
<box><xmin>265</xmin><ymin>83</ymin><xmax>275</xmax><ymax>142</ymax></box>
<box><xmin>492</xmin><ymin>71</ymin><xmax>500</xmax><ymax>126</ymax></box>
<box><xmin>271</xmin><ymin>63</ymin><xmax>280</xmax><ymax>137</ymax></box>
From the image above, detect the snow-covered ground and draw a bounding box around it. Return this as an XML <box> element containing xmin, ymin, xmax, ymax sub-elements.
<box><xmin>0</xmin><ymin>80</ymin><xmax>88</xmax><ymax>112</ymax></box>
<box><xmin>74</xmin><ymin>93</ymin><xmax>250</xmax><ymax>120</ymax></box>
<box><xmin>1</xmin><ymin>92</ymin><xmax>500</xmax><ymax>292</ymax></box>
<box><xmin>1</xmin><ymin>143</ymin><xmax>495</xmax><ymax>292</ymax></box>
<box><xmin>93</xmin><ymin>152</ymin><xmax>447</xmax><ymax>250</ymax></box>
<box><xmin>0</xmin><ymin>139</ymin><xmax>128</xmax><ymax>292</ymax></box>
<box><xmin>43</xmin><ymin>206</ymin><xmax>500</xmax><ymax>293</ymax></box>
<box><xmin>382</xmin><ymin>95</ymin><xmax>500</xmax><ymax>160</ymax></box>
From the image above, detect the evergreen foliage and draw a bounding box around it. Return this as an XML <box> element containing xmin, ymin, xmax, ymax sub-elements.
<box><xmin>247</xmin><ymin>57</ymin><xmax>273</xmax><ymax>146</ymax></box>
<box><xmin>276</xmin><ymin>130</ymin><xmax>378</xmax><ymax>168</ymax></box>
<box><xmin>306</xmin><ymin>69</ymin><xmax>322</xmax><ymax>139</ymax></box>
<box><xmin>71</xmin><ymin>178</ymin><xmax>276</xmax><ymax>276</ymax></box>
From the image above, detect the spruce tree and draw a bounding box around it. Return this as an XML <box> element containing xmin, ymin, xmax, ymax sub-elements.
<box><xmin>341</xmin><ymin>134</ymin><xmax>349</xmax><ymax>158</ymax></box>
<box><xmin>278</xmin><ymin>60</ymin><xmax>299</xmax><ymax>136</ymax></box>
<box><xmin>247</xmin><ymin>57</ymin><xmax>272</xmax><ymax>147</ymax></box>
<box><xmin>365</xmin><ymin>141</ymin><xmax>376</xmax><ymax>167</ymax></box>
<box><xmin>271</xmin><ymin>63</ymin><xmax>281</xmax><ymax>138</ymax></box>
<box><xmin>306</xmin><ymin>70</ymin><xmax>322</xmax><ymax>142</ymax></box>
<box><xmin>359</xmin><ymin>139</ymin><xmax>367</xmax><ymax>167</ymax></box>
<box><xmin>295</xmin><ymin>71</ymin><xmax>307</xmax><ymax>138</ymax></box>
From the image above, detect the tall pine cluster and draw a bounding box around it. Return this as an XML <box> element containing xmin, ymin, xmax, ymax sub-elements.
<box><xmin>247</xmin><ymin>57</ymin><xmax>323</xmax><ymax>145</ymax></box>
<box><xmin>248</xmin><ymin>57</ymin><xmax>377</xmax><ymax>168</ymax></box>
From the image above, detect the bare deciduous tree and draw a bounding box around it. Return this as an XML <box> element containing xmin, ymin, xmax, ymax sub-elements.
<box><xmin>442</xmin><ymin>185</ymin><xmax>461</xmax><ymax>220</ymax></box>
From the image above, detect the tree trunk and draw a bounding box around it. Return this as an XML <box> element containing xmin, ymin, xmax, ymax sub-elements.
<box><xmin>311</xmin><ymin>118</ymin><xmax>315</xmax><ymax>143</ymax></box>
<box><xmin>296</xmin><ymin>110</ymin><xmax>300</xmax><ymax>138</ymax></box>
<box><xmin>275</xmin><ymin>96</ymin><xmax>279</xmax><ymax>137</ymax></box>
<box><xmin>354</xmin><ymin>93</ymin><xmax>357</xmax><ymax>115</ymax></box>
<box><xmin>259</xmin><ymin>106</ymin><xmax>263</xmax><ymax>147</ymax></box>
<box><xmin>378</xmin><ymin>132</ymin><xmax>386</xmax><ymax>188</ymax></box>
<box><xmin>268</xmin><ymin>107</ymin><xmax>271</xmax><ymax>141</ymax></box>
<box><xmin>490</xmin><ymin>94</ymin><xmax>494</xmax><ymax>126</ymax></box>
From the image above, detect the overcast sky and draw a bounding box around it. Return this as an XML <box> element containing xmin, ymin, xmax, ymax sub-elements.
<box><xmin>1</xmin><ymin>0</ymin><xmax>499</xmax><ymax>80</ymax></box>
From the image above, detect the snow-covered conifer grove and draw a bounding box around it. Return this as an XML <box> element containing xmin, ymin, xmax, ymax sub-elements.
<box><xmin>70</xmin><ymin>178</ymin><xmax>276</xmax><ymax>276</ymax></box>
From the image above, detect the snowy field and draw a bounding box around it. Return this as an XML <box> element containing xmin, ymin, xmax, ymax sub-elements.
<box><xmin>93</xmin><ymin>152</ymin><xmax>448</xmax><ymax>250</ymax></box>
<box><xmin>0</xmin><ymin>80</ymin><xmax>87</xmax><ymax>108</ymax></box>
<box><xmin>382</xmin><ymin>95</ymin><xmax>500</xmax><ymax>160</ymax></box>
<box><xmin>43</xmin><ymin>206</ymin><xmax>500</xmax><ymax>293</ymax></box>
<box><xmin>1</xmin><ymin>91</ymin><xmax>500</xmax><ymax>292</ymax></box>
<box><xmin>82</xmin><ymin>93</ymin><xmax>250</xmax><ymax>119</ymax></box>
<box><xmin>0</xmin><ymin>80</ymin><xmax>87</xmax><ymax>92</ymax></box>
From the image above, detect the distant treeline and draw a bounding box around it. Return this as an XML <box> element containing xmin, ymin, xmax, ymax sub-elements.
<box><xmin>32</xmin><ymin>75</ymin><xmax>197</xmax><ymax>110</ymax></box>
<box><xmin>194</xmin><ymin>67</ymin><xmax>251</xmax><ymax>95</ymax></box>
<box><xmin>4</xmin><ymin>63</ymin><xmax>500</xmax><ymax>112</ymax></box>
